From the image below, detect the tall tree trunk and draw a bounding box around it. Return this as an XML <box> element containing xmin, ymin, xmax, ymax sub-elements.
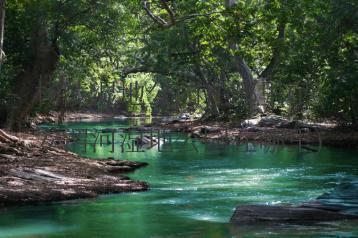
<box><xmin>225</xmin><ymin>0</ymin><xmax>258</xmax><ymax>115</ymax></box>
<box><xmin>0</xmin><ymin>0</ymin><xmax>5</xmax><ymax>68</ymax></box>
<box><xmin>205</xmin><ymin>85</ymin><xmax>220</xmax><ymax>117</ymax></box>
<box><xmin>225</xmin><ymin>0</ymin><xmax>285</xmax><ymax>115</ymax></box>
<box><xmin>6</xmin><ymin>22</ymin><xmax>59</xmax><ymax>130</ymax></box>
<box><xmin>257</xmin><ymin>22</ymin><xmax>286</xmax><ymax>112</ymax></box>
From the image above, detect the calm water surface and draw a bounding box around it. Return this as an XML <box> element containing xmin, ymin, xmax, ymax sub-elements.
<box><xmin>0</xmin><ymin>118</ymin><xmax>357</xmax><ymax>237</ymax></box>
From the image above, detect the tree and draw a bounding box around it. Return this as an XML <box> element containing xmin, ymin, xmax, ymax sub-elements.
<box><xmin>4</xmin><ymin>0</ymin><xmax>125</xmax><ymax>130</ymax></box>
<box><xmin>0</xmin><ymin>0</ymin><xmax>5</xmax><ymax>68</ymax></box>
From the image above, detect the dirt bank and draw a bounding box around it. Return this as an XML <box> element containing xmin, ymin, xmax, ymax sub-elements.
<box><xmin>0</xmin><ymin>129</ymin><xmax>148</xmax><ymax>206</ymax></box>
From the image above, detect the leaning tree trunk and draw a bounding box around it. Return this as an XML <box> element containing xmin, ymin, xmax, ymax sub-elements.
<box><xmin>6</xmin><ymin>23</ymin><xmax>59</xmax><ymax>131</ymax></box>
<box><xmin>0</xmin><ymin>0</ymin><xmax>5</xmax><ymax>68</ymax></box>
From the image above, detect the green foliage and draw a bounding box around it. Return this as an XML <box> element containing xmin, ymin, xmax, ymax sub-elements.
<box><xmin>1</xmin><ymin>0</ymin><xmax>357</xmax><ymax>124</ymax></box>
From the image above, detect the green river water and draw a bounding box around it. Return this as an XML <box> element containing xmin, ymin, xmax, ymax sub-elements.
<box><xmin>0</xmin><ymin>118</ymin><xmax>358</xmax><ymax>238</ymax></box>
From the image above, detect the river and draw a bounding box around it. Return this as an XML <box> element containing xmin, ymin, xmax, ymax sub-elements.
<box><xmin>0</xmin><ymin>118</ymin><xmax>357</xmax><ymax>237</ymax></box>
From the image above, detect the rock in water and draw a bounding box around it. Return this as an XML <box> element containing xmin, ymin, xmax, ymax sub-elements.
<box><xmin>230</xmin><ymin>205</ymin><xmax>358</xmax><ymax>223</ymax></box>
<box><xmin>316</xmin><ymin>181</ymin><xmax>358</xmax><ymax>215</ymax></box>
<box><xmin>231</xmin><ymin>181</ymin><xmax>358</xmax><ymax>224</ymax></box>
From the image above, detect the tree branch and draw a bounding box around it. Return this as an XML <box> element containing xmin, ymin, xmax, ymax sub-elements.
<box><xmin>143</xmin><ymin>0</ymin><xmax>172</xmax><ymax>27</ymax></box>
<box><xmin>159</xmin><ymin>0</ymin><xmax>175</xmax><ymax>24</ymax></box>
<box><xmin>142</xmin><ymin>0</ymin><xmax>222</xmax><ymax>28</ymax></box>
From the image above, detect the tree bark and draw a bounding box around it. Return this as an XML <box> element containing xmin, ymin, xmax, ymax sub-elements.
<box><xmin>6</xmin><ymin>22</ymin><xmax>59</xmax><ymax>131</ymax></box>
<box><xmin>225</xmin><ymin>0</ymin><xmax>285</xmax><ymax>115</ymax></box>
<box><xmin>225</xmin><ymin>0</ymin><xmax>257</xmax><ymax>115</ymax></box>
<box><xmin>256</xmin><ymin>22</ymin><xmax>286</xmax><ymax>112</ymax></box>
<box><xmin>0</xmin><ymin>0</ymin><xmax>5</xmax><ymax>68</ymax></box>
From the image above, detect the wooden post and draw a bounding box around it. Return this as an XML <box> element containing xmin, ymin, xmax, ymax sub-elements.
<box><xmin>83</xmin><ymin>129</ymin><xmax>87</xmax><ymax>153</ymax></box>
<box><xmin>111</xmin><ymin>129</ymin><xmax>115</xmax><ymax>153</ymax></box>
<box><xmin>298</xmin><ymin>128</ymin><xmax>302</xmax><ymax>152</ymax></box>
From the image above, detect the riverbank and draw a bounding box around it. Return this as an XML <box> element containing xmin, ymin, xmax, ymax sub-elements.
<box><xmin>31</xmin><ymin>111</ymin><xmax>120</xmax><ymax>125</ymax></box>
<box><xmin>157</xmin><ymin>116</ymin><xmax>358</xmax><ymax>149</ymax></box>
<box><xmin>0</xmin><ymin>129</ymin><xmax>148</xmax><ymax>206</ymax></box>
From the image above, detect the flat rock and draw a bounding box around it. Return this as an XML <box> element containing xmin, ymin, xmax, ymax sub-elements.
<box><xmin>230</xmin><ymin>205</ymin><xmax>358</xmax><ymax>223</ymax></box>
<box><xmin>231</xmin><ymin>181</ymin><xmax>358</xmax><ymax>224</ymax></box>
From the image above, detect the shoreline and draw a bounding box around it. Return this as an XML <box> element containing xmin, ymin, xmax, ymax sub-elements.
<box><xmin>0</xmin><ymin>129</ymin><xmax>148</xmax><ymax>207</ymax></box>
<box><xmin>155</xmin><ymin>119</ymin><xmax>358</xmax><ymax>149</ymax></box>
<box><xmin>36</xmin><ymin>111</ymin><xmax>358</xmax><ymax>149</ymax></box>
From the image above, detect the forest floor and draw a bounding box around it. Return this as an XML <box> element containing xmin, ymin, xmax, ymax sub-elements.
<box><xmin>156</xmin><ymin>116</ymin><xmax>358</xmax><ymax>149</ymax></box>
<box><xmin>0</xmin><ymin>129</ymin><xmax>148</xmax><ymax>207</ymax></box>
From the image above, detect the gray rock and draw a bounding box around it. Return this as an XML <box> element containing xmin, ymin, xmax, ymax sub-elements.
<box><xmin>200</xmin><ymin>126</ymin><xmax>220</xmax><ymax>134</ymax></box>
<box><xmin>257</xmin><ymin>115</ymin><xmax>287</xmax><ymax>127</ymax></box>
<box><xmin>231</xmin><ymin>181</ymin><xmax>358</xmax><ymax>224</ymax></box>
<box><xmin>230</xmin><ymin>205</ymin><xmax>358</xmax><ymax>223</ymax></box>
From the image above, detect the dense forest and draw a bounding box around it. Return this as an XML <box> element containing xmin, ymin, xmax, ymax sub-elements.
<box><xmin>0</xmin><ymin>0</ymin><xmax>357</xmax><ymax>130</ymax></box>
